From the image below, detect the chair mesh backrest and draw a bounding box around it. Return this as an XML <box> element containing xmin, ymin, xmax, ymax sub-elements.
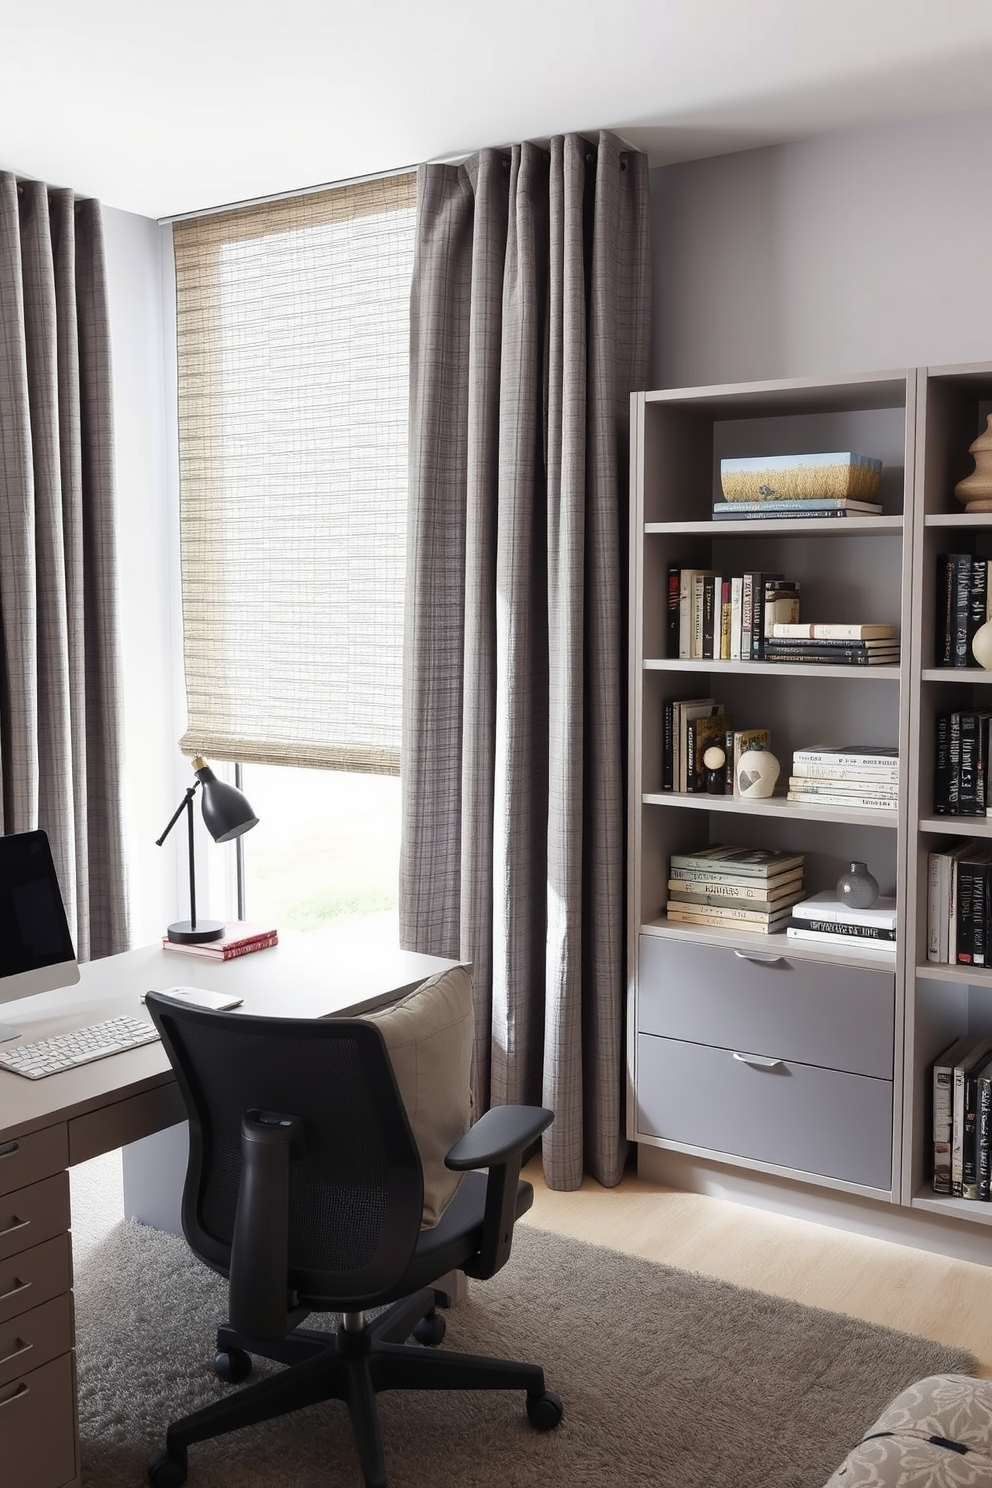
<box><xmin>146</xmin><ymin>996</ymin><xmax>425</xmax><ymax>1305</ymax></box>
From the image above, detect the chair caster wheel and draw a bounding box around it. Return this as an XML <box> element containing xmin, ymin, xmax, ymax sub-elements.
<box><xmin>148</xmin><ymin>1449</ymin><xmax>188</xmax><ymax>1487</ymax></box>
<box><xmin>412</xmin><ymin>1310</ymin><xmax>446</xmax><ymax>1346</ymax></box>
<box><xmin>214</xmin><ymin>1346</ymin><xmax>252</xmax><ymax>1383</ymax></box>
<box><xmin>526</xmin><ymin>1389</ymin><xmax>564</xmax><ymax>1431</ymax></box>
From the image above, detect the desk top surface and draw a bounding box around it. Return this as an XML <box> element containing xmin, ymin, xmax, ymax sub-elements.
<box><xmin>0</xmin><ymin>926</ymin><xmax>458</xmax><ymax>1144</ymax></box>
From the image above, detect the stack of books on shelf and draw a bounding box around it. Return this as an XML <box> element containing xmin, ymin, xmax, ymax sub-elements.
<box><xmin>935</xmin><ymin>552</ymin><xmax>991</xmax><ymax>668</ymax></box>
<box><xmin>715</xmin><ymin>452</ymin><xmax>883</xmax><ymax>522</ymax></box>
<box><xmin>933</xmin><ymin>710</ymin><xmax>992</xmax><ymax>815</ymax></box>
<box><xmin>931</xmin><ymin>1036</ymin><xmax>992</xmax><ymax>1199</ymax></box>
<box><xmin>927</xmin><ymin>840</ymin><xmax>992</xmax><ymax>966</ymax></box>
<box><xmin>786</xmin><ymin>744</ymin><xmax>899</xmax><ymax>811</ymax></box>
<box><xmin>666</xmin><ymin>845</ymin><xmax>805</xmax><ymax>934</ymax></box>
<box><xmin>785</xmin><ymin>890</ymin><xmax>896</xmax><ymax>953</ymax></box>
<box><xmin>665</xmin><ymin>568</ymin><xmax>800</xmax><ymax>661</ymax></box>
<box><xmin>764</xmin><ymin>622</ymin><xmax>900</xmax><ymax>667</ymax></box>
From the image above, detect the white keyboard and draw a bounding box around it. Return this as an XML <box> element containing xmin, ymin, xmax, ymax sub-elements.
<box><xmin>0</xmin><ymin>1015</ymin><xmax>161</xmax><ymax>1080</ymax></box>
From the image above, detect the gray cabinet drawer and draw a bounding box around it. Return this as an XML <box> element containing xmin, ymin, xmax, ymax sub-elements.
<box><xmin>638</xmin><ymin>934</ymin><xmax>894</xmax><ymax>1079</ymax></box>
<box><xmin>0</xmin><ymin>1174</ymin><xmax>70</xmax><ymax>1264</ymax></box>
<box><xmin>0</xmin><ymin>1235</ymin><xmax>71</xmax><ymax>1327</ymax></box>
<box><xmin>636</xmin><ymin>1032</ymin><xmax>892</xmax><ymax>1189</ymax></box>
<box><xmin>0</xmin><ymin>1126</ymin><xmax>68</xmax><ymax>1198</ymax></box>
<box><xmin>0</xmin><ymin>1350</ymin><xmax>77</xmax><ymax>1488</ymax></box>
<box><xmin>0</xmin><ymin>1293</ymin><xmax>73</xmax><ymax>1390</ymax></box>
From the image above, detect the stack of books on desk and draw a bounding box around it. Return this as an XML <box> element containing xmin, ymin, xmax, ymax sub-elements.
<box><xmin>666</xmin><ymin>845</ymin><xmax>805</xmax><ymax>934</ymax></box>
<box><xmin>785</xmin><ymin>891</ymin><xmax>896</xmax><ymax>952</ymax></box>
<box><xmin>764</xmin><ymin>622</ymin><xmax>899</xmax><ymax>666</ymax></box>
<box><xmin>163</xmin><ymin>921</ymin><xmax>278</xmax><ymax>960</ymax></box>
<box><xmin>786</xmin><ymin>743</ymin><xmax>900</xmax><ymax>811</ymax></box>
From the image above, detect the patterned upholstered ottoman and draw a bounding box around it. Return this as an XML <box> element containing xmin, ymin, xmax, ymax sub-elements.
<box><xmin>825</xmin><ymin>1375</ymin><xmax>992</xmax><ymax>1485</ymax></box>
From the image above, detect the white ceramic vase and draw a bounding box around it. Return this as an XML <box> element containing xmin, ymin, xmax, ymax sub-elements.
<box><xmin>972</xmin><ymin>619</ymin><xmax>992</xmax><ymax>670</ymax></box>
<box><xmin>736</xmin><ymin>747</ymin><xmax>781</xmax><ymax>798</ymax></box>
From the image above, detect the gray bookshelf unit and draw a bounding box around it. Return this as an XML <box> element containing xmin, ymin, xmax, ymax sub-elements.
<box><xmin>628</xmin><ymin>371</ymin><xmax>917</xmax><ymax>1210</ymax></box>
<box><xmin>629</xmin><ymin>362</ymin><xmax>992</xmax><ymax>1253</ymax></box>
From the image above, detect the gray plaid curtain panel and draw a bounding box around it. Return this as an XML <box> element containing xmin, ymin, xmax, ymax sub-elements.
<box><xmin>401</xmin><ymin>132</ymin><xmax>650</xmax><ymax>1189</ymax></box>
<box><xmin>0</xmin><ymin>174</ymin><xmax>129</xmax><ymax>961</ymax></box>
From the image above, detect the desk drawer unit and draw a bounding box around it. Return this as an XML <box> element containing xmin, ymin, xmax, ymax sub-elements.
<box><xmin>1</xmin><ymin>1351</ymin><xmax>77</xmax><ymax>1488</ymax></box>
<box><xmin>634</xmin><ymin>935</ymin><xmax>896</xmax><ymax>1190</ymax></box>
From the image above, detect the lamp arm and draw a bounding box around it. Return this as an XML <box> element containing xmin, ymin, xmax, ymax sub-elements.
<box><xmin>155</xmin><ymin>783</ymin><xmax>200</xmax><ymax>848</ymax></box>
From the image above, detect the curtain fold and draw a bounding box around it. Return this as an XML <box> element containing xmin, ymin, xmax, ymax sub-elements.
<box><xmin>401</xmin><ymin>131</ymin><xmax>650</xmax><ymax>1189</ymax></box>
<box><xmin>0</xmin><ymin>174</ymin><xmax>128</xmax><ymax>960</ymax></box>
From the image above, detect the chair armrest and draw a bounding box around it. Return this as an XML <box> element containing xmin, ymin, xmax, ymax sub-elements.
<box><xmin>445</xmin><ymin>1105</ymin><xmax>553</xmax><ymax>1170</ymax></box>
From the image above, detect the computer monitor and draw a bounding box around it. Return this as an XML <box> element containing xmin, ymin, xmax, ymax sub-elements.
<box><xmin>0</xmin><ymin>828</ymin><xmax>79</xmax><ymax>1042</ymax></box>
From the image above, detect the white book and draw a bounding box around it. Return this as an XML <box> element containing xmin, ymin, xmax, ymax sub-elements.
<box><xmin>791</xmin><ymin>891</ymin><xmax>897</xmax><ymax>930</ymax></box>
<box><xmin>771</xmin><ymin>623</ymin><xmax>897</xmax><ymax>640</ymax></box>
<box><xmin>787</xmin><ymin>776</ymin><xmax>899</xmax><ymax>797</ymax></box>
<box><xmin>927</xmin><ymin>852</ymin><xmax>941</xmax><ymax>963</ymax></box>
<box><xmin>786</xmin><ymin>790</ymin><xmax>898</xmax><ymax>810</ymax></box>
<box><xmin>791</xmin><ymin>745</ymin><xmax>899</xmax><ymax>769</ymax></box>
<box><xmin>785</xmin><ymin>926</ymin><xmax>895</xmax><ymax>954</ymax></box>
<box><xmin>790</xmin><ymin>761</ymin><xmax>900</xmax><ymax>782</ymax></box>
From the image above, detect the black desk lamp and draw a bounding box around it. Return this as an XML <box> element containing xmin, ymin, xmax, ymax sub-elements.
<box><xmin>156</xmin><ymin>756</ymin><xmax>259</xmax><ymax>944</ymax></box>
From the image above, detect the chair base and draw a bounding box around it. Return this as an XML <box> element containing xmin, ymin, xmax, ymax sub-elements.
<box><xmin>147</xmin><ymin>1287</ymin><xmax>559</xmax><ymax>1488</ymax></box>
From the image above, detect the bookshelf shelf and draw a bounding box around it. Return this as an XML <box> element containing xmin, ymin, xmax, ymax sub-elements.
<box><xmin>644</xmin><ymin>658</ymin><xmax>901</xmax><ymax>679</ymax></box>
<box><xmin>915</xmin><ymin>962</ymin><xmax>992</xmax><ymax>986</ymax></box>
<box><xmin>918</xmin><ymin>818</ymin><xmax>992</xmax><ymax>836</ymax></box>
<box><xmin>643</xmin><ymin>791</ymin><xmax>900</xmax><ymax>826</ymax></box>
<box><xmin>645</xmin><ymin>517</ymin><xmax>903</xmax><ymax>536</ymax></box>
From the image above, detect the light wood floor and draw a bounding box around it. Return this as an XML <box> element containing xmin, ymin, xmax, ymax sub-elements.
<box><xmin>520</xmin><ymin>1159</ymin><xmax>992</xmax><ymax>1378</ymax></box>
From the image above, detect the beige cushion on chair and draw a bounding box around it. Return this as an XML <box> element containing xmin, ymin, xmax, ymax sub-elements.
<box><xmin>824</xmin><ymin>1375</ymin><xmax>992</xmax><ymax>1486</ymax></box>
<box><xmin>363</xmin><ymin>964</ymin><xmax>474</xmax><ymax>1228</ymax></box>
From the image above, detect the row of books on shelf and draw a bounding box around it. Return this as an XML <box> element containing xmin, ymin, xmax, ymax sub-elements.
<box><xmin>664</xmin><ymin>567</ymin><xmax>899</xmax><ymax>665</ymax></box>
<box><xmin>934</xmin><ymin>711</ymin><xmax>992</xmax><ymax>816</ymax></box>
<box><xmin>665</xmin><ymin>844</ymin><xmax>897</xmax><ymax>947</ymax></box>
<box><xmin>935</xmin><ymin>552</ymin><xmax>992</xmax><ymax>668</ymax></box>
<box><xmin>932</xmin><ymin>1036</ymin><xmax>992</xmax><ymax>1199</ymax></box>
<box><xmin>927</xmin><ymin>840</ymin><xmax>992</xmax><ymax>966</ymax></box>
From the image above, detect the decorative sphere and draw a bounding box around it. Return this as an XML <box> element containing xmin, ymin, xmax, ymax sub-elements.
<box><xmin>702</xmin><ymin>745</ymin><xmax>726</xmax><ymax>770</ymax></box>
<box><xmin>972</xmin><ymin>619</ymin><xmax>992</xmax><ymax>669</ymax></box>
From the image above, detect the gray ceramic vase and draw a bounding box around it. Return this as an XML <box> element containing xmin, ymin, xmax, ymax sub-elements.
<box><xmin>836</xmin><ymin>860</ymin><xmax>879</xmax><ymax>910</ymax></box>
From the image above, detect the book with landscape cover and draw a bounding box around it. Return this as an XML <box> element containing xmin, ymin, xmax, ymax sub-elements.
<box><xmin>677</xmin><ymin>699</ymin><xmax>722</xmax><ymax>792</ymax></box>
<box><xmin>163</xmin><ymin>921</ymin><xmax>279</xmax><ymax>960</ymax></box>
<box><xmin>669</xmin><ymin>845</ymin><xmax>804</xmax><ymax>879</ymax></box>
<box><xmin>729</xmin><ymin>727</ymin><xmax>771</xmax><ymax>796</ymax></box>
<box><xmin>791</xmin><ymin>744</ymin><xmax>899</xmax><ymax>769</ymax></box>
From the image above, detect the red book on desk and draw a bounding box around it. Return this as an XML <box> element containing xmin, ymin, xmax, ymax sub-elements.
<box><xmin>162</xmin><ymin>922</ymin><xmax>278</xmax><ymax>960</ymax></box>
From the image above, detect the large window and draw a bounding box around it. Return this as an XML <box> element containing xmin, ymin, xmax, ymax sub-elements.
<box><xmin>172</xmin><ymin>175</ymin><xmax>416</xmax><ymax>926</ymax></box>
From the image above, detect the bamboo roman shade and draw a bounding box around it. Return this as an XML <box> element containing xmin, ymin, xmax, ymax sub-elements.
<box><xmin>173</xmin><ymin>173</ymin><xmax>417</xmax><ymax>773</ymax></box>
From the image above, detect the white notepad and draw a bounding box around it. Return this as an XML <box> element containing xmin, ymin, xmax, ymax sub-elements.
<box><xmin>141</xmin><ymin>986</ymin><xmax>243</xmax><ymax>1011</ymax></box>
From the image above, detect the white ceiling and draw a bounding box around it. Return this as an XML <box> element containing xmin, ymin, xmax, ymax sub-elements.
<box><xmin>5</xmin><ymin>0</ymin><xmax>992</xmax><ymax>220</ymax></box>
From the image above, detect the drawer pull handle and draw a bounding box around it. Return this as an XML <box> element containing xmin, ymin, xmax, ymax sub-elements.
<box><xmin>732</xmin><ymin>950</ymin><xmax>786</xmax><ymax>966</ymax></box>
<box><xmin>0</xmin><ymin>1337</ymin><xmax>32</xmax><ymax>1367</ymax></box>
<box><xmin>0</xmin><ymin>1381</ymin><xmax>29</xmax><ymax>1409</ymax></box>
<box><xmin>732</xmin><ymin>1052</ymin><xmax>784</xmax><ymax>1070</ymax></box>
<box><xmin>0</xmin><ymin>1277</ymin><xmax>30</xmax><ymax>1302</ymax></box>
<box><xmin>0</xmin><ymin>1141</ymin><xmax>19</xmax><ymax>1160</ymax></box>
<box><xmin>0</xmin><ymin>1216</ymin><xmax>28</xmax><ymax>1238</ymax></box>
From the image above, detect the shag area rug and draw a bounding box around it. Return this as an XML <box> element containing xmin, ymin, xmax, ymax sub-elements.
<box><xmin>75</xmin><ymin>1220</ymin><xmax>974</xmax><ymax>1488</ymax></box>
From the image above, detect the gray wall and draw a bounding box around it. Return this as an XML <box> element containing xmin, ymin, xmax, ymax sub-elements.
<box><xmin>649</xmin><ymin>103</ymin><xmax>992</xmax><ymax>390</ymax></box>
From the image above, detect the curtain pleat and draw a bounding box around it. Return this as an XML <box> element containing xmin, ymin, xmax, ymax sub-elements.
<box><xmin>0</xmin><ymin>173</ymin><xmax>128</xmax><ymax>960</ymax></box>
<box><xmin>401</xmin><ymin>132</ymin><xmax>650</xmax><ymax>1189</ymax></box>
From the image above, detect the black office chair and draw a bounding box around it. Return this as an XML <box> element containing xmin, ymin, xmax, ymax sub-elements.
<box><xmin>143</xmin><ymin>991</ymin><xmax>562</xmax><ymax>1488</ymax></box>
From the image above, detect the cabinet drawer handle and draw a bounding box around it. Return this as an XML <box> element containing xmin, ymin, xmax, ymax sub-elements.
<box><xmin>0</xmin><ymin>1380</ymin><xmax>29</xmax><ymax>1409</ymax></box>
<box><xmin>0</xmin><ymin>1141</ymin><xmax>19</xmax><ymax>1160</ymax></box>
<box><xmin>732</xmin><ymin>1052</ymin><xmax>784</xmax><ymax>1070</ymax></box>
<box><xmin>0</xmin><ymin>1336</ymin><xmax>32</xmax><ymax>1367</ymax></box>
<box><xmin>0</xmin><ymin>1277</ymin><xmax>30</xmax><ymax>1303</ymax></box>
<box><xmin>732</xmin><ymin>950</ymin><xmax>786</xmax><ymax>966</ymax></box>
<box><xmin>0</xmin><ymin>1216</ymin><xmax>28</xmax><ymax>1239</ymax></box>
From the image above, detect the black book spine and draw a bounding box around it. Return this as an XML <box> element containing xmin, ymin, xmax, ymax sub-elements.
<box><xmin>964</xmin><ymin>1064</ymin><xmax>983</xmax><ymax>1198</ymax></box>
<box><xmin>959</xmin><ymin>712</ymin><xmax>979</xmax><ymax>815</ymax></box>
<box><xmin>970</xmin><ymin>557</ymin><xmax>989</xmax><ymax>661</ymax></box>
<box><xmin>953</xmin><ymin>553</ymin><xmax>973</xmax><ymax>666</ymax></box>
<box><xmin>667</xmin><ymin>565</ymin><xmax>680</xmax><ymax>658</ymax></box>
<box><xmin>936</xmin><ymin>553</ymin><xmax>954</xmax><ymax>667</ymax></box>
<box><xmin>934</xmin><ymin>713</ymin><xmax>952</xmax><ymax>814</ymax></box>
<box><xmin>957</xmin><ymin>861</ymin><xmax>976</xmax><ymax>965</ymax></box>
<box><xmin>979</xmin><ymin>715</ymin><xmax>991</xmax><ymax>816</ymax></box>
<box><xmin>701</xmin><ymin>576</ymin><xmax>715</xmax><ymax>660</ymax></box>
<box><xmin>979</xmin><ymin>1073</ymin><xmax>992</xmax><ymax>1201</ymax></box>
<box><xmin>662</xmin><ymin>699</ymin><xmax>674</xmax><ymax>792</ymax></box>
<box><xmin>724</xmin><ymin>724</ymin><xmax>735</xmax><ymax>795</ymax></box>
<box><xmin>948</xmin><ymin>713</ymin><xmax>962</xmax><ymax>814</ymax></box>
<box><xmin>685</xmin><ymin>715</ymin><xmax>698</xmax><ymax>792</ymax></box>
<box><xmin>792</xmin><ymin>917</ymin><xmax>895</xmax><ymax>941</ymax></box>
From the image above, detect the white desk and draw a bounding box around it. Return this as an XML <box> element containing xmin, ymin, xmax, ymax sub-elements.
<box><xmin>0</xmin><ymin>928</ymin><xmax>458</xmax><ymax>1488</ymax></box>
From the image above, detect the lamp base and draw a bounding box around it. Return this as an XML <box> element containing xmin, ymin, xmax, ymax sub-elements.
<box><xmin>166</xmin><ymin>919</ymin><xmax>226</xmax><ymax>945</ymax></box>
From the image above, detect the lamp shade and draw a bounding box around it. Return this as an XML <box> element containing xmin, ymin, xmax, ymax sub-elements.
<box><xmin>192</xmin><ymin>758</ymin><xmax>259</xmax><ymax>844</ymax></box>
